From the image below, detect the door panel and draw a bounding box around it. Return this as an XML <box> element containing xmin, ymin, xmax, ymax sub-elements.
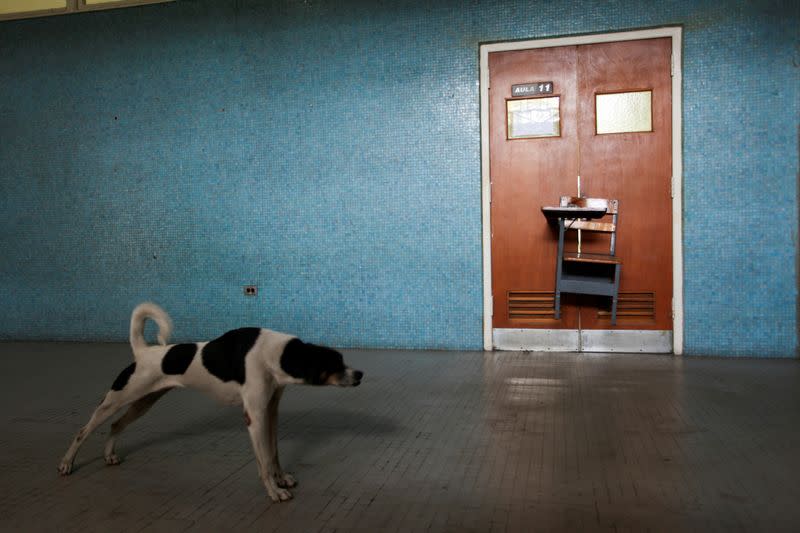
<box><xmin>490</xmin><ymin>38</ymin><xmax>673</xmax><ymax>342</ymax></box>
<box><xmin>576</xmin><ymin>39</ymin><xmax>672</xmax><ymax>330</ymax></box>
<box><xmin>489</xmin><ymin>46</ymin><xmax>580</xmax><ymax>330</ymax></box>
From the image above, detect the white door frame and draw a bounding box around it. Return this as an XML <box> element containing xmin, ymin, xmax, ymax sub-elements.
<box><xmin>480</xmin><ymin>27</ymin><xmax>684</xmax><ymax>353</ymax></box>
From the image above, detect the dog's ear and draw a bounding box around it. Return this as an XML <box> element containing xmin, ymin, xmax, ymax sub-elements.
<box><xmin>280</xmin><ymin>338</ymin><xmax>343</xmax><ymax>385</ymax></box>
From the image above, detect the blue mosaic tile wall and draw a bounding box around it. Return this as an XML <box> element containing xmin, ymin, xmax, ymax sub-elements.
<box><xmin>0</xmin><ymin>0</ymin><xmax>797</xmax><ymax>356</ymax></box>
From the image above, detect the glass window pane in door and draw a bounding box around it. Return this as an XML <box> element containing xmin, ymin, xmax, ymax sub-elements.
<box><xmin>596</xmin><ymin>91</ymin><xmax>652</xmax><ymax>134</ymax></box>
<box><xmin>507</xmin><ymin>97</ymin><xmax>560</xmax><ymax>139</ymax></box>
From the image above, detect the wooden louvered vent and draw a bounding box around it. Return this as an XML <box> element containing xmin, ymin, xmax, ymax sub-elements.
<box><xmin>508</xmin><ymin>291</ymin><xmax>556</xmax><ymax>320</ymax></box>
<box><xmin>597</xmin><ymin>292</ymin><xmax>656</xmax><ymax>322</ymax></box>
<box><xmin>508</xmin><ymin>291</ymin><xmax>656</xmax><ymax>322</ymax></box>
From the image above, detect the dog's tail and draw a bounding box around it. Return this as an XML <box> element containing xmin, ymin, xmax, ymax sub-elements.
<box><xmin>129</xmin><ymin>302</ymin><xmax>173</xmax><ymax>352</ymax></box>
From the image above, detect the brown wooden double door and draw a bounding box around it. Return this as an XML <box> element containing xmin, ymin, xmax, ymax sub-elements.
<box><xmin>489</xmin><ymin>38</ymin><xmax>673</xmax><ymax>335</ymax></box>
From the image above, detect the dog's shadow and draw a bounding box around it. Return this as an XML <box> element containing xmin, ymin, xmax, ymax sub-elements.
<box><xmin>113</xmin><ymin>394</ymin><xmax>399</xmax><ymax>466</ymax></box>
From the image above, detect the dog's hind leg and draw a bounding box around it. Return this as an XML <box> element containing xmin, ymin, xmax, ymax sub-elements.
<box><xmin>58</xmin><ymin>362</ymin><xmax>160</xmax><ymax>475</ymax></box>
<box><xmin>103</xmin><ymin>387</ymin><xmax>173</xmax><ymax>466</ymax></box>
<box><xmin>267</xmin><ymin>387</ymin><xmax>296</xmax><ymax>488</ymax></box>
<box><xmin>58</xmin><ymin>390</ymin><xmax>127</xmax><ymax>475</ymax></box>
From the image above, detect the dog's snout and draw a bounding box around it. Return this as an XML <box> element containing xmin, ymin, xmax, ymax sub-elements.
<box><xmin>336</xmin><ymin>368</ymin><xmax>363</xmax><ymax>387</ymax></box>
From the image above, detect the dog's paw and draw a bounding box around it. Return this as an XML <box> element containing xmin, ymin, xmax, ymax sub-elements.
<box><xmin>58</xmin><ymin>462</ymin><xmax>73</xmax><ymax>476</ymax></box>
<box><xmin>275</xmin><ymin>472</ymin><xmax>297</xmax><ymax>488</ymax></box>
<box><xmin>104</xmin><ymin>454</ymin><xmax>122</xmax><ymax>466</ymax></box>
<box><xmin>269</xmin><ymin>487</ymin><xmax>293</xmax><ymax>502</ymax></box>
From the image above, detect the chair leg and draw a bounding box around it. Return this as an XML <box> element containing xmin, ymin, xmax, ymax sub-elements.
<box><xmin>554</xmin><ymin>220</ymin><xmax>565</xmax><ymax>320</ymax></box>
<box><xmin>610</xmin><ymin>264</ymin><xmax>621</xmax><ymax>326</ymax></box>
<box><xmin>554</xmin><ymin>287</ymin><xmax>561</xmax><ymax>320</ymax></box>
<box><xmin>554</xmin><ymin>261</ymin><xmax>562</xmax><ymax>320</ymax></box>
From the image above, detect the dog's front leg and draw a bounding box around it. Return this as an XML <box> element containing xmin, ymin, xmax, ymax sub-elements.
<box><xmin>267</xmin><ymin>386</ymin><xmax>296</xmax><ymax>488</ymax></box>
<box><xmin>244</xmin><ymin>395</ymin><xmax>292</xmax><ymax>502</ymax></box>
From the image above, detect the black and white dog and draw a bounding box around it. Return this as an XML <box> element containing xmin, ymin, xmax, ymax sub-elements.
<box><xmin>58</xmin><ymin>302</ymin><xmax>363</xmax><ymax>502</ymax></box>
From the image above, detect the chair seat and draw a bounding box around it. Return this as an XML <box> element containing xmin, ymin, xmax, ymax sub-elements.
<box><xmin>563</xmin><ymin>252</ymin><xmax>621</xmax><ymax>265</ymax></box>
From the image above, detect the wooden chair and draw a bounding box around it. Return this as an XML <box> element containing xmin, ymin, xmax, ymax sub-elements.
<box><xmin>554</xmin><ymin>196</ymin><xmax>622</xmax><ymax>325</ymax></box>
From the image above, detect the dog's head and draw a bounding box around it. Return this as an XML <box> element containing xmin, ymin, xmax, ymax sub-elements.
<box><xmin>280</xmin><ymin>338</ymin><xmax>363</xmax><ymax>387</ymax></box>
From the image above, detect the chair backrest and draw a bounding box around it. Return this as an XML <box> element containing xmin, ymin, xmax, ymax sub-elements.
<box><xmin>559</xmin><ymin>196</ymin><xmax>619</xmax><ymax>254</ymax></box>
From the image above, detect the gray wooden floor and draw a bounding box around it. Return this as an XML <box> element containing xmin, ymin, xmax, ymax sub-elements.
<box><xmin>0</xmin><ymin>342</ymin><xmax>798</xmax><ymax>532</ymax></box>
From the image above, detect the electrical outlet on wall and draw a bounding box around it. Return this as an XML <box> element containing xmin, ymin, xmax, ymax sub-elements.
<box><xmin>243</xmin><ymin>285</ymin><xmax>257</xmax><ymax>296</ymax></box>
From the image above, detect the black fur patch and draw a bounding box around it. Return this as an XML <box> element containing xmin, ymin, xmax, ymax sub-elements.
<box><xmin>161</xmin><ymin>343</ymin><xmax>197</xmax><ymax>375</ymax></box>
<box><xmin>280</xmin><ymin>338</ymin><xmax>345</xmax><ymax>385</ymax></box>
<box><xmin>111</xmin><ymin>362</ymin><xmax>136</xmax><ymax>391</ymax></box>
<box><xmin>201</xmin><ymin>328</ymin><xmax>260</xmax><ymax>384</ymax></box>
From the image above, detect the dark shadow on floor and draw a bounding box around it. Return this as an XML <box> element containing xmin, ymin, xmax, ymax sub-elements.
<box><xmin>112</xmin><ymin>405</ymin><xmax>400</xmax><ymax>462</ymax></box>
